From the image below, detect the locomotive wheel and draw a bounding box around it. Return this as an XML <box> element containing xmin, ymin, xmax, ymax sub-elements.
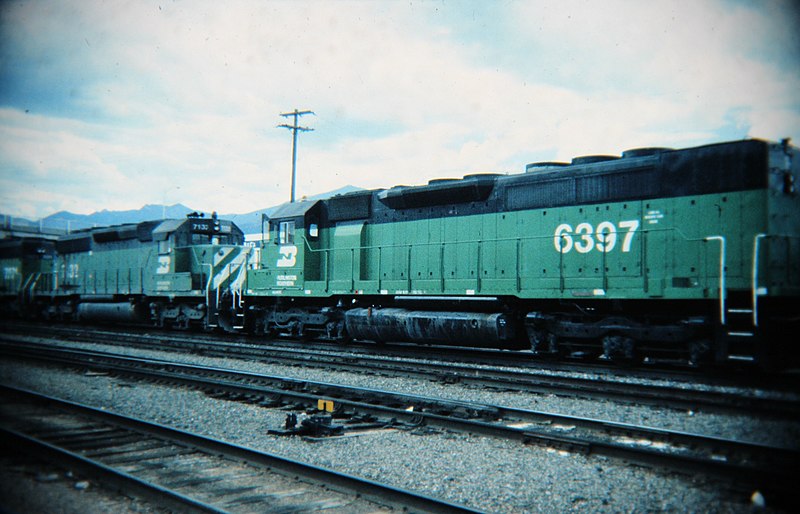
<box><xmin>601</xmin><ymin>334</ymin><xmax>637</xmax><ymax>362</ymax></box>
<box><xmin>688</xmin><ymin>339</ymin><xmax>712</xmax><ymax>367</ymax></box>
<box><xmin>528</xmin><ymin>328</ymin><xmax>559</xmax><ymax>357</ymax></box>
<box><xmin>326</xmin><ymin>321</ymin><xmax>351</xmax><ymax>344</ymax></box>
<box><xmin>174</xmin><ymin>314</ymin><xmax>189</xmax><ymax>330</ymax></box>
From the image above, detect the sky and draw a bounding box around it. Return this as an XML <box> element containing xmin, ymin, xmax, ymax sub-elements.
<box><xmin>1</xmin><ymin>0</ymin><xmax>799</xmax><ymax>221</ymax></box>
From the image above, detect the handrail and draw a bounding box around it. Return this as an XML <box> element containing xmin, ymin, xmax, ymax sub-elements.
<box><xmin>203</xmin><ymin>263</ymin><xmax>216</xmax><ymax>328</ymax></box>
<box><xmin>20</xmin><ymin>272</ymin><xmax>41</xmax><ymax>307</ymax></box>
<box><xmin>704</xmin><ymin>236</ymin><xmax>726</xmax><ymax>325</ymax></box>
<box><xmin>752</xmin><ymin>234</ymin><xmax>766</xmax><ymax>327</ymax></box>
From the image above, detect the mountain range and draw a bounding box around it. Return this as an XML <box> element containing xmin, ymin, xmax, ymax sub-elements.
<box><xmin>3</xmin><ymin>185</ymin><xmax>361</xmax><ymax>236</ymax></box>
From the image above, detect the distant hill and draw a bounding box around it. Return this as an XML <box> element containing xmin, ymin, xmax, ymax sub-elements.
<box><xmin>3</xmin><ymin>185</ymin><xmax>363</xmax><ymax>236</ymax></box>
<box><xmin>41</xmin><ymin>204</ymin><xmax>196</xmax><ymax>232</ymax></box>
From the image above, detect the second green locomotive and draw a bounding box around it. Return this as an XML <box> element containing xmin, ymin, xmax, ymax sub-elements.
<box><xmin>12</xmin><ymin>213</ymin><xmax>249</xmax><ymax>330</ymax></box>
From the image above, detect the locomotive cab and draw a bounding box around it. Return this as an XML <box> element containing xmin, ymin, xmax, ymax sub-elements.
<box><xmin>151</xmin><ymin>213</ymin><xmax>245</xmax><ymax>287</ymax></box>
<box><xmin>245</xmin><ymin>200</ymin><xmax>341</xmax><ymax>339</ymax></box>
<box><xmin>253</xmin><ymin>200</ymin><xmax>323</xmax><ymax>294</ymax></box>
<box><xmin>150</xmin><ymin>214</ymin><xmax>249</xmax><ymax>329</ymax></box>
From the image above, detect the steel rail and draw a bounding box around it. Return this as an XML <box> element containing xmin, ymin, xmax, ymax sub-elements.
<box><xmin>2</xmin><ymin>321</ymin><xmax>779</xmax><ymax>380</ymax></box>
<box><xmin>7</xmin><ymin>320</ymin><xmax>796</xmax><ymax>386</ymax></box>
<box><xmin>0</xmin><ymin>427</ymin><xmax>229</xmax><ymax>514</ymax></box>
<box><xmin>2</xmin><ymin>340</ymin><xmax>798</xmax><ymax>507</ymax></box>
<box><xmin>0</xmin><ymin>384</ymin><xmax>481</xmax><ymax>514</ymax></box>
<box><xmin>3</xmin><ymin>327</ymin><xmax>798</xmax><ymax>419</ymax></box>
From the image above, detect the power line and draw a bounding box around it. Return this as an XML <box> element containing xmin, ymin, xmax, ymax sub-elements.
<box><xmin>278</xmin><ymin>109</ymin><xmax>315</xmax><ymax>203</ymax></box>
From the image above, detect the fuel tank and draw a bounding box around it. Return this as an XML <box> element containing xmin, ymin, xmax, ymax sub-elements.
<box><xmin>77</xmin><ymin>302</ymin><xmax>145</xmax><ymax>323</ymax></box>
<box><xmin>344</xmin><ymin>307</ymin><xmax>524</xmax><ymax>349</ymax></box>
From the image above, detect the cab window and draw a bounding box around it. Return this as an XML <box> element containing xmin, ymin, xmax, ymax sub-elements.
<box><xmin>278</xmin><ymin>221</ymin><xmax>295</xmax><ymax>244</ymax></box>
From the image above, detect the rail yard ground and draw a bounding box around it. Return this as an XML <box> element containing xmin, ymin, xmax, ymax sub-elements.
<box><xmin>1</xmin><ymin>328</ymin><xmax>798</xmax><ymax>513</ymax></box>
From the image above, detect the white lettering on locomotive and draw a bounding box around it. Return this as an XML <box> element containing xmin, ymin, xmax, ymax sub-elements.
<box><xmin>554</xmin><ymin>219</ymin><xmax>640</xmax><ymax>254</ymax></box>
<box><xmin>644</xmin><ymin>210</ymin><xmax>664</xmax><ymax>224</ymax></box>
<box><xmin>276</xmin><ymin>274</ymin><xmax>297</xmax><ymax>287</ymax></box>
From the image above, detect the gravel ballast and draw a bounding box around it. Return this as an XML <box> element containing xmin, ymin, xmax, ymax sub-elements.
<box><xmin>0</xmin><ymin>340</ymin><xmax>794</xmax><ymax>513</ymax></box>
<box><xmin>25</xmin><ymin>335</ymin><xmax>800</xmax><ymax>448</ymax></box>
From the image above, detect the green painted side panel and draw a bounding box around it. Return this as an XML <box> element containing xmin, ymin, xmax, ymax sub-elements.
<box><xmin>154</xmin><ymin>272</ymin><xmax>193</xmax><ymax>292</ymax></box>
<box><xmin>53</xmin><ymin>243</ymin><xmax>249</xmax><ymax>299</ymax></box>
<box><xmin>250</xmin><ymin>189</ymin><xmax>800</xmax><ymax>300</ymax></box>
<box><xmin>57</xmin><ymin>247</ymin><xmax>154</xmax><ymax>296</ymax></box>
<box><xmin>254</xmin><ymin>231</ymin><xmax>306</xmax><ymax>293</ymax></box>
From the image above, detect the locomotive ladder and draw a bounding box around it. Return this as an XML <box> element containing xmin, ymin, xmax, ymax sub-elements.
<box><xmin>226</xmin><ymin>258</ymin><xmax>247</xmax><ymax>330</ymax></box>
<box><xmin>706</xmin><ymin>234</ymin><xmax>765</xmax><ymax>363</ymax></box>
<box><xmin>203</xmin><ymin>264</ymin><xmax>219</xmax><ymax>329</ymax></box>
<box><xmin>204</xmin><ymin>262</ymin><xmax>247</xmax><ymax>331</ymax></box>
<box><xmin>229</xmin><ymin>288</ymin><xmax>246</xmax><ymax>330</ymax></box>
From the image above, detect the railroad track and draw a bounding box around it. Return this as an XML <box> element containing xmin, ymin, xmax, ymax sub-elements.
<box><xmin>6</xmin><ymin>321</ymin><xmax>785</xmax><ymax>383</ymax></box>
<box><xmin>0</xmin><ymin>384</ymin><xmax>477</xmax><ymax>514</ymax></box>
<box><xmin>4</xmin><ymin>324</ymin><xmax>799</xmax><ymax>419</ymax></box>
<box><xmin>2</xmin><ymin>339</ymin><xmax>798</xmax><ymax>508</ymax></box>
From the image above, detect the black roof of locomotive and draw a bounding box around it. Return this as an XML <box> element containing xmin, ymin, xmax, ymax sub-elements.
<box><xmin>499</xmin><ymin>138</ymin><xmax>770</xmax><ymax>212</ymax></box>
<box><xmin>303</xmin><ymin>138</ymin><xmax>780</xmax><ymax>227</ymax></box>
<box><xmin>0</xmin><ymin>237</ymin><xmax>56</xmax><ymax>259</ymax></box>
<box><xmin>55</xmin><ymin>217</ymin><xmax>243</xmax><ymax>253</ymax></box>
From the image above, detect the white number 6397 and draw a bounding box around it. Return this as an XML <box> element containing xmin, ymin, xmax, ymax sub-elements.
<box><xmin>554</xmin><ymin>220</ymin><xmax>639</xmax><ymax>254</ymax></box>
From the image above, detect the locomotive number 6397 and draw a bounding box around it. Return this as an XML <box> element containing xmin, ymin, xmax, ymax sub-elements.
<box><xmin>554</xmin><ymin>219</ymin><xmax>640</xmax><ymax>254</ymax></box>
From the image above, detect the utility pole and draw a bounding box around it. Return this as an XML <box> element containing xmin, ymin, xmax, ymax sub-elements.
<box><xmin>278</xmin><ymin>109</ymin><xmax>314</xmax><ymax>203</ymax></box>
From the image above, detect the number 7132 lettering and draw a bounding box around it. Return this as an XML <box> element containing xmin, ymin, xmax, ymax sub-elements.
<box><xmin>554</xmin><ymin>220</ymin><xmax>640</xmax><ymax>254</ymax></box>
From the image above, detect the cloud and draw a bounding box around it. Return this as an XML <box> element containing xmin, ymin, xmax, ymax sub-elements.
<box><xmin>0</xmin><ymin>0</ymin><xmax>798</xmax><ymax>220</ymax></box>
<box><xmin>510</xmin><ymin>1</ymin><xmax>800</xmax><ymax>133</ymax></box>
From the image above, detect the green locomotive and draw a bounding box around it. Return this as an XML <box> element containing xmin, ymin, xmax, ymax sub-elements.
<box><xmin>247</xmin><ymin>138</ymin><xmax>799</xmax><ymax>364</ymax></box>
<box><xmin>17</xmin><ymin>214</ymin><xmax>249</xmax><ymax>329</ymax></box>
<box><xmin>0</xmin><ymin>237</ymin><xmax>56</xmax><ymax>317</ymax></box>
